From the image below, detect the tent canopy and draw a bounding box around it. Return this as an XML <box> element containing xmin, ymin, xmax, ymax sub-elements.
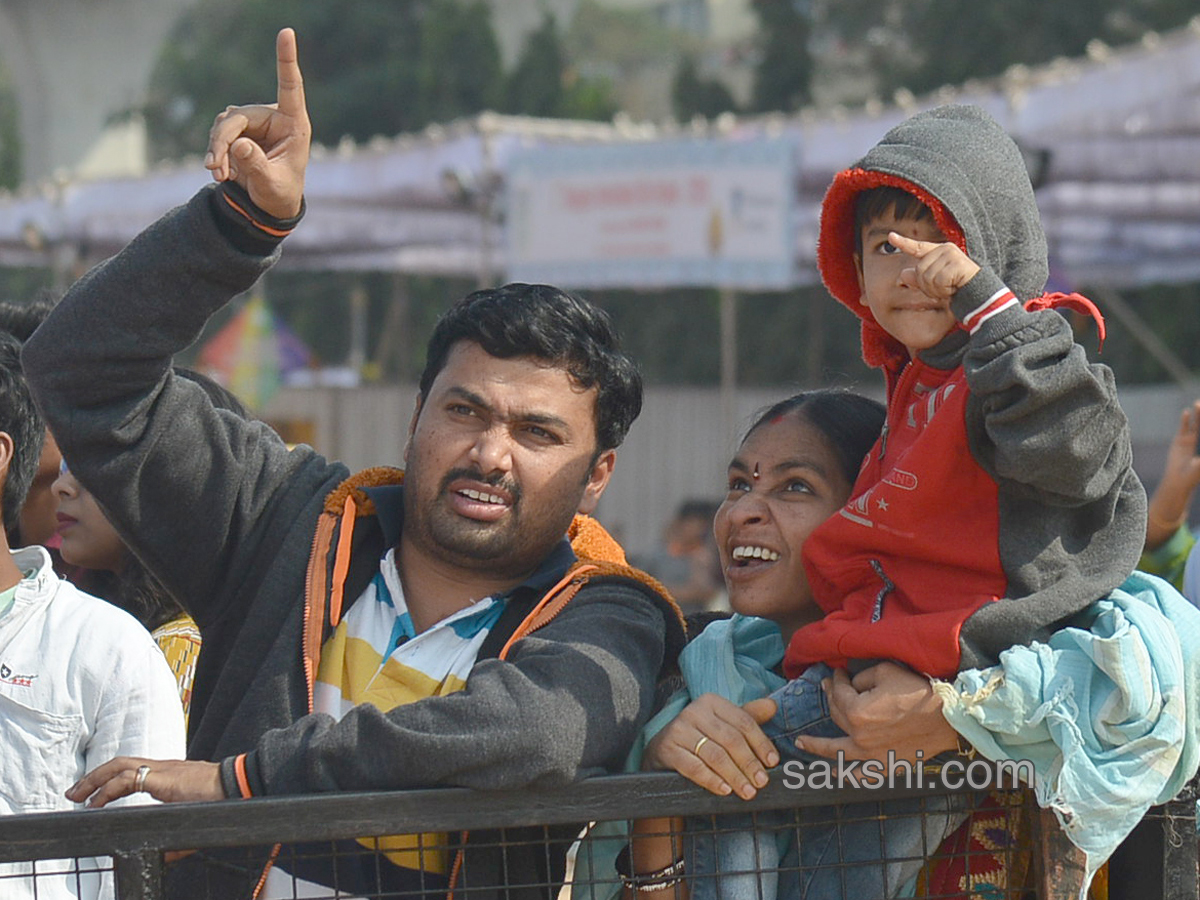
<box><xmin>3</xmin><ymin>21</ymin><xmax>1200</xmax><ymax>290</ymax></box>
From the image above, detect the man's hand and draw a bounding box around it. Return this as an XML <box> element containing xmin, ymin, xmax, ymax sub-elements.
<box><xmin>889</xmin><ymin>232</ymin><xmax>981</xmax><ymax>300</ymax></box>
<box><xmin>643</xmin><ymin>693</ymin><xmax>779</xmax><ymax>800</ymax></box>
<box><xmin>794</xmin><ymin>663</ymin><xmax>958</xmax><ymax>766</ymax></box>
<box><xmin>204</xmin><ymin>27</ymin><xmax>310</xmax><ymax>219</ymax></box>
<box><xmin>66</xmin><ymin>758</ymin><xmax>224</xmax><ymax>808</ymax></box>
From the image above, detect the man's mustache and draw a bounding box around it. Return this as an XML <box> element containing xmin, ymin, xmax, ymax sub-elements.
<box><xmin>438</xmin><ymin>468</ymin><xmax>521</xmax><ymax>505</ymax></box>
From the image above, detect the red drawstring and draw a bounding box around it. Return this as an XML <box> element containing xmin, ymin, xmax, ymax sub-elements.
<box><xmin>1025</xmin><ymin>292</ymin><xmax>1106</xmax><ymax>350</ymax></box>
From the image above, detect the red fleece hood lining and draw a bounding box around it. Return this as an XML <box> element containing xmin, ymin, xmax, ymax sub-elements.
<box><xmin>818</xmin><ymin>169</ymin><xmax>967</xmax><ymax>370</ymax></box>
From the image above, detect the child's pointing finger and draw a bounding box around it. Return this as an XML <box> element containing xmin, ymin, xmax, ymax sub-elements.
<box><xmin>888</xmin><ymin>232</ymin><xmax>939</xmax><ymax>256</ymax></box>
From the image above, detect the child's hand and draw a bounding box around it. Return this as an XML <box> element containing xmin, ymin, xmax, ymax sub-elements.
<box><xmin>889</xmin><ymin>232</ymin><xmax>981</xmax><ymax>300</ymax></box>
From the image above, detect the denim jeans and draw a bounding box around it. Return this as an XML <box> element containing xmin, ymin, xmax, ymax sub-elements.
<box><xmin>685</xmin><ymin>664</ymin><xmax>969</xmax><ymax>900</ymax></box>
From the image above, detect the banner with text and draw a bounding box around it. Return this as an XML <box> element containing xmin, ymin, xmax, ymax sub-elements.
<box><xmin>505</xmin><ymin>138</ymin><xmax>797</xmax><ymax>289</ymax></box>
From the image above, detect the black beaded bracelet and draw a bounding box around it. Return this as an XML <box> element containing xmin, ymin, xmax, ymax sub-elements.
<box><xmin>615</xmin><ymin>844</ymin><xmax>686</xmax><ymax>892</ymax></box>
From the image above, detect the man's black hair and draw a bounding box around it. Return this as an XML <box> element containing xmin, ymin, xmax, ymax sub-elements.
<box><xmin>0</xmin><ymin>292</ymin><xmax>59</xmax><ymax>343</ymax></box>
<box><xmin>418</xmin><ymin>283</ymin><xmax>643</xmax><ymax>452</ymax></box>
<box><xmin>745</xmin><ymin>389</ymin><xmax>886</xmax><ymax>487</ymax></box>
<box><xmin>853</xmin><ymin>185</ymin><xmax>935</xmax><ymax>254</ymax></box>
<box><xmin>0</xmin><ymin>333</ymin><xmax>44</xmax><ymax>540</ymax></box>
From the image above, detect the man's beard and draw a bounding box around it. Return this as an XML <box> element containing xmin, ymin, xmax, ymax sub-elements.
<box><xmin>403</xmin><ymin>457</ymin><xmax>590</xmax><ymax>580</ymax></box>
<box><xmin>420</xmin><ymin>467</ymin><xmax>525</xmax><ymax>562</ymax></box>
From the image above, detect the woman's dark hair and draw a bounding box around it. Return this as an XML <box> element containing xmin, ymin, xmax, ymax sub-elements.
<box><xmin>744</xmin><ymin>389</ymin><xmax>886</xmax><ymax>486</ymax></box>
<box><xmin>418</xmin><ymin>283</ymin><xmax>643</xmax><ymax>453</ymax></box>
<box><xmin>111</xmin><ymin>565</ymin><xmax>179</xmax><ymax>632</ymax></box>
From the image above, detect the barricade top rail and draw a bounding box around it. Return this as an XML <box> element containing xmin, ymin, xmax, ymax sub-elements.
<box><xmin>0</xmin><ymin>765</ymin><xmax>1024</xmax><ymax>864</ymax></box>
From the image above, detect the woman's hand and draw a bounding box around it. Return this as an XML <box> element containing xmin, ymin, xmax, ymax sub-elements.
<box><xmin>643</xmin><ymin>693</ymin><xmax>779</xmax><ymax>799</ymax></box>
<box><xmin>795</xmin><ymin>663</ymin><xmax>958</xmax><ymax>765</ymax></box>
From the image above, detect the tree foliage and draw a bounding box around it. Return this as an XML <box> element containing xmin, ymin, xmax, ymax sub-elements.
<box><xmin>818</xmin><ymin>0</ymin><xmax>1199</xmax><ymax>98</ymax></box>
<box><xmin>0</xmin><ymin>60</ymin><xmax>19</xmax><ymax>189</ymax></box>
<box><xmin>415</xmin><ymin>1</ymin><xmax>503</xmax><ymax>125</ymax></box>
<box><xmin>504</xmin><ymin>14</ymin><xmax>616</xmax><ymax>121</ymax></box>
<box><xmin>748</xmin><ymin>0</ymin><xmax>814</xmax><ymax>113</ymax></box>
<box><xmin>671</xmin><ymin>56</ymin><xmax>737</xmax><ymax>120</ymax></box>
<box><xmin>142</xmin><ymin>0</ymin><xmax>614</xmax><ymax>163</ymax></box>
<box><xmin>145</xmin><ymin>1</ymin><xmax>430</xmax><ymax>160</ymax></box>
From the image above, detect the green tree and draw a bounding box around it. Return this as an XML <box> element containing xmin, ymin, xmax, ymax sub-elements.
<box><xmin>748</xmin><ymin>0</ymin><xmax>814</xmax><ymax>113</ymax></box>
<box><xmin>143</xmin><ymin>0</ymin><xmax>504</xmax><ymax>162</ymax></box>
<box><xmin>818</xmin><ymin>0</ymin><xmax>1200</xmax><ymax>99</ymax></box>
<box><xmin>504</xmin><ymin>14</ymin><xmax>566</xmax><ymax>118</ymax></box>
<box><xmin>415</xmin><ymin>0</ymin><xmax>503</xmax><ymax>124</ymax></box>
<box><xmin>671</xmin><ymin>56</ymin><xmax>737</xmax><ymax>120</ymax></box>
<box><xmin>0</xmin><ymin>60</ymin><xmax>19</xmax><ymax>189</ymax></box>
<box><xmin>505</xmin><ymin>13</ymin><xmax>616</xmax><ymax>121</ymax></box>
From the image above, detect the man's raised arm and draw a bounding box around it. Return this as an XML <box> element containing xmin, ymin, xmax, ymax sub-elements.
<box><xmin>22</xmin><ymin>29</ymin><xmax>337</xmax><ymax>626</ymax></box>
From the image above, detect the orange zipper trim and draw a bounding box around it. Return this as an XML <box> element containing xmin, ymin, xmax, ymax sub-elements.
<box><xmin>329</xmin><ymin>493</ymin><xmax>357</xmax><ymax>627</ymax></box>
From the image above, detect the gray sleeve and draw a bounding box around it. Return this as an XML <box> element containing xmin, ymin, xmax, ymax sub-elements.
<box><xmin>950</xmin><ymin>269</ymin><xmax>1146</xmax><ymax>669</ymax></box>
<box><xmin>950</xmin><ymin>268</ymin><xmax>1132</xmax><ymax>505</ymax></box>
<box><xmin>226</xmin><ymin>582</ymin><xmax>668</xmax><ymax>795</ymax></box>
<box><xmin>22</xmin><ymin>186</ymin><xmax>342</xmax><ymax>625</ymax></box>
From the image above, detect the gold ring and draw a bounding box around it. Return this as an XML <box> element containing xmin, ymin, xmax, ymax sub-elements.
<box><xmin>693</xmin><ymin>736</ymin><xmax>709</xmax><ymax>756</ymax></box>
<box><xmin>133</xmin><ymin>765</ymin><xmax>151</xmax><ymax>794</ymax></box>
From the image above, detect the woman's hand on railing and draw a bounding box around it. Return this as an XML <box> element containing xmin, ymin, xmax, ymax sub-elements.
<box><xmin>66</xmin><ymin>757</ymin><xmax>224</xmax><ymax>808</ymax></box>
<box><xmin>794</xmin><ymin>663</ymin><xmax>958</xmax><ymax>765</ymax></box>
<box><xmin>642</xmin><ymin>693</ymin><xmax>779</xmax><ymax>800</ymax></box>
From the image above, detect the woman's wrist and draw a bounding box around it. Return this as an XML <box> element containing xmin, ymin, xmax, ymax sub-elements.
<box><xmin>616</xmin><ymin>846</ymin><xmax>685</xmax><ymax>893</ymax></box>
<box><xmin>623</xmin><ymin>817</ymin><xmax>686</xmax><ymax>895</ymax></box>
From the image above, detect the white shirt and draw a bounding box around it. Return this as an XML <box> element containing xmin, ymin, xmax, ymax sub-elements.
<box><xmin>0</xmin><ymin>546</ymin><xmax>186</xmax><ymax>899</ymax></box>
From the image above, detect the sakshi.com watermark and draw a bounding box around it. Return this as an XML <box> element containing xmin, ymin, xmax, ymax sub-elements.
<box><xmin>781</xmin><ymin>751</ymin><xmax>1034</xmax><ymax>792</ymax></box>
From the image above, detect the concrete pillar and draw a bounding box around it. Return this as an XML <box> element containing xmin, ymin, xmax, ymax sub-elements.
<box><xmin>0</xmin><ymin>0</ymin><xmax>194</xmax><ymax>185</ymax></box>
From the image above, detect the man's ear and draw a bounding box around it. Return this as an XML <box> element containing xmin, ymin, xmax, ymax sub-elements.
<box><xmin>404</xmin><ymin>393</ymin><xmax>424</xmax><ymax>465</ymax></box>
<box><xmin>0</xmin><ymin>431</ymin><xmax>14</xmax><ymax>496</ymax></box>
<box><xmin>577</xmin><ymin>449</ymin><xmax>616</xmax><ymax>516</ymax></box>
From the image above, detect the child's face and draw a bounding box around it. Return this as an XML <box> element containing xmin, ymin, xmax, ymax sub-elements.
<box><xmin>855</xmin><ymin>206</ymin><xmax>958</xmax><ymax>357</ymax></box>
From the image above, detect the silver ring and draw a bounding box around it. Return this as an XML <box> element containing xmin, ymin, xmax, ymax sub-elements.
<box><xmin>693</xmin><ymin>736</ymin><xmax>709</xmax><ymax>756</ymax></box>
<box><xmin>133</xmin><ymin>765</ymin><xmax>151</xmax><ymax>794</ymax></box>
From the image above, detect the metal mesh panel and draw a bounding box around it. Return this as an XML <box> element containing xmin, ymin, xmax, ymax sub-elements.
<box><xmin>0</xmin><ymin>773</ymin><xmax>1190</xmax><ymax>899</ymax></box>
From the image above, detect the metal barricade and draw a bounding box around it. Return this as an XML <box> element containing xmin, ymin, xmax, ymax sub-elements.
<box><xmin>0</xmin><ymin>770</ymin><xmax>1189</xmax><ymax>899</ymax></box>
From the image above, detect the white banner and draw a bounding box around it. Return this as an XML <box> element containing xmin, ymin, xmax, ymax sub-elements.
<box><xmin>505</xmin><ymin>138</ymin><xmax>797</xmax><ymax>289</ymax></box>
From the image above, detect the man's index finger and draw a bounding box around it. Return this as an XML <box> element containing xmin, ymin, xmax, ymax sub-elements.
<box><xmin>275</xmin><ymin>28</ymin><xmax>306</xmax><ymax>115</ymax></box>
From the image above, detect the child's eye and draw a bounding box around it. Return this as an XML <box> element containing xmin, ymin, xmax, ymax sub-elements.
<box><xmin>880</xmin><ymin>240</ymin><xmax>901</xmax><ymax>255</ymax></box>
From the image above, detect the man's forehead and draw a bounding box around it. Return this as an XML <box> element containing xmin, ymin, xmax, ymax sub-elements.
<box><xmin>430</xmin><ymin>342</ymin><xmax>597</xmax><ymax>414</ymax></box>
